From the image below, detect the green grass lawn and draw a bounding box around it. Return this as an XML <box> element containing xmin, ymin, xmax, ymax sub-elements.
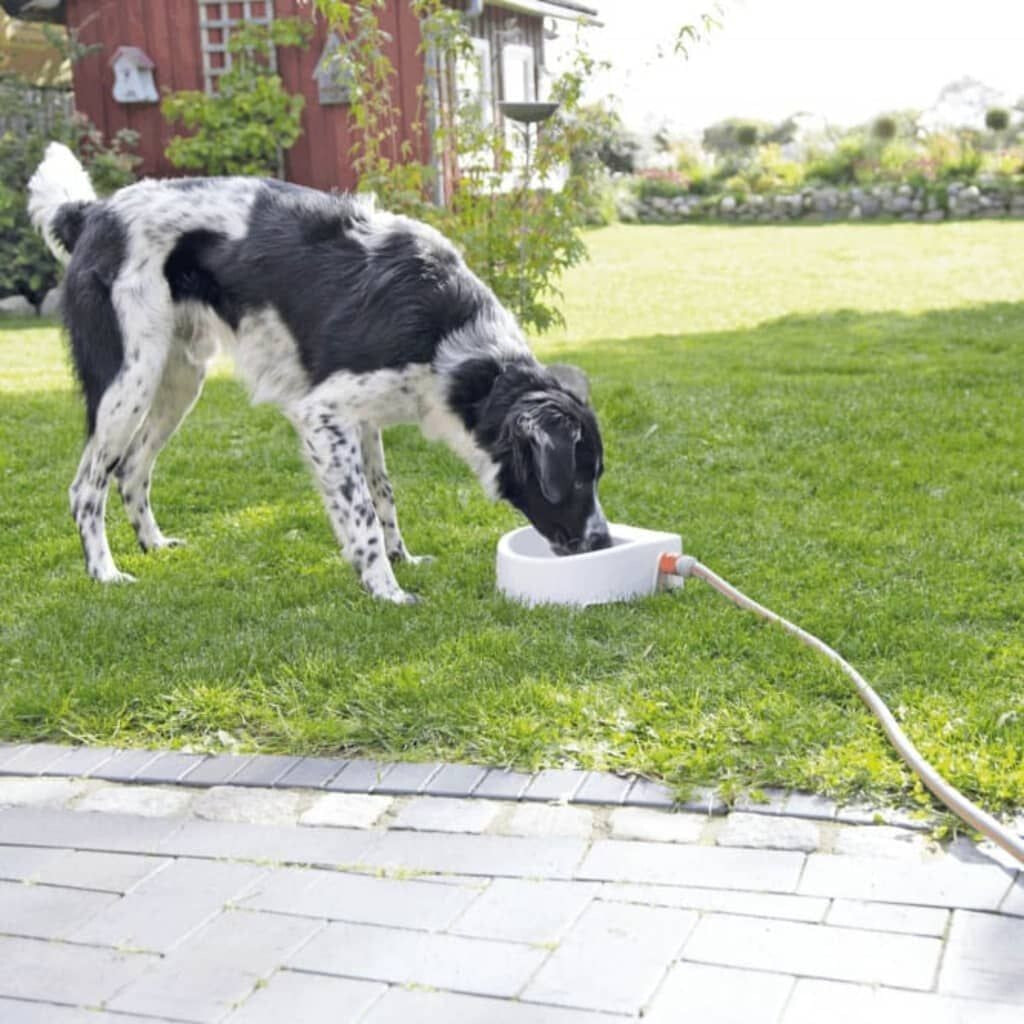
<box><xmin>1</xmin><ymin>222</ymin><xmax>1022</xmax><ymax>813</ymax></box>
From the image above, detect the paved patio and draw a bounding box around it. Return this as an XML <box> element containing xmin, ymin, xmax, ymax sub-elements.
<box><xmin>0</xmin><ymin>747</ymin><xmax>1022</xmax><ymax>1022</ymax></box>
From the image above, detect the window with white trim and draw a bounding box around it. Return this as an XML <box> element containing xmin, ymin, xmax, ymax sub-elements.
<box><xmin>197</xmin><ymin>0</ymin><xmax>275</xmax><ymax>94</ymax></box>
<box><xmin>456</xmin><ymin>36</ymin><xmax>494</xmax><ymax>128</ymax></box>
<box><xmin>501</xmin><ymin>43</ymin><xmax>536</xmax><ymax>104</ymax></box>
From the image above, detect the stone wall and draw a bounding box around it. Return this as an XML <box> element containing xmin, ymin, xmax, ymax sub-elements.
<box><xmin>624</xmin><ymin>181</ymin><xmax>1024</xmax><ymax>224</ymax></box>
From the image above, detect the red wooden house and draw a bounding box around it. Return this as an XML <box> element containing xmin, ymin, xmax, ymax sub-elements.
<box><xmin>3</xmin><ymin>0</ymin><xmax>597</xmax><ymax>192</ymax></box>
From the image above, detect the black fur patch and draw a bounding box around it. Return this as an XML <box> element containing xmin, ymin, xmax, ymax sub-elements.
<box><xmin>61</xmin><ymin>206</ymin><xmax>128</xmax><ymax>435</ymax></box>
<box><xmin>51</xmin><ymin>201</ymin><xmax>91</xmax><ymax>255</ymax></box>
<box><xmin>193</xmin><ymin>182</ymin><xmax>492</xmax><ymax>382</ymax></box>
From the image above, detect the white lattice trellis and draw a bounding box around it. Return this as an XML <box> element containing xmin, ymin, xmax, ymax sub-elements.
<box><xmin>197</xmin><ymin>0</ymin><xmax>276</xmax><ymax>94</ymax></box>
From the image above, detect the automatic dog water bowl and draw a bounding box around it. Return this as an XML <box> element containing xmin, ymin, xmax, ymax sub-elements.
<box><xmin>496</xmin><ymin>523</ymin><xmax>682</xmax><ymax>607</ymax></box>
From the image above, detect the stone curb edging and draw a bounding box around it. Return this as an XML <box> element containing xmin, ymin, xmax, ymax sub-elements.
<box><xmin>0</xmin><ymin>740</ymin><xmax>940</xmax><ymax>832</ymax></box>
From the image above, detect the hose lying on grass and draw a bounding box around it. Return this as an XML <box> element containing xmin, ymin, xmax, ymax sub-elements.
<box><xmin>659</xmin><ymin>553</ymin><xmax>1024</xmax><ymax>867</ymax></box>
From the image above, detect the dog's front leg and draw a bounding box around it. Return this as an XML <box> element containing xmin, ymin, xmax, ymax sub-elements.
<box><xmin>294</xmin><ymin>405</ymin><xmax>416</xmax><ymax>604</ymax></box>
<box><xmin>359</xmin><ymin>424</ymin><xmax>432</xmax><ymax>566</ymax></box>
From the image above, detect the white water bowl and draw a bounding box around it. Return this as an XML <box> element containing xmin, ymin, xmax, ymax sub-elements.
<box><xmin>496</xmin><ymin>522</ymin><xmax>682</xmax><ymax>607</ymax></box>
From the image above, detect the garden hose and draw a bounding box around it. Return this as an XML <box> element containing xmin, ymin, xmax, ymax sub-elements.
<box><xmin>658</xmin><ymin>553</ymin><xmax>1024</xmax><ymax>867</ymax></box>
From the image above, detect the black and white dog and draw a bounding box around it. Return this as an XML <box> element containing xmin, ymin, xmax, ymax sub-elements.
<box><xmin>29</xmin><ymin>143</ymin><xmax>611</xmax><ymax>603</ymax></box>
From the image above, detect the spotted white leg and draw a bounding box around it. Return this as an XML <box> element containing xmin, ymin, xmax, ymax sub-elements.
<box><xmin>359</xmin><ymin>423</ymin><xmax>432</xmax><ymax>566</ymax></box>
<box><xmin>116</xmin><ymin>346</ymin><xmax>206</xmax><ymax>553</ymax></box>
<box><xmin>294</xmin><ymin>405</ymin><xmax>416</xmax><ymax>604</ymax></box>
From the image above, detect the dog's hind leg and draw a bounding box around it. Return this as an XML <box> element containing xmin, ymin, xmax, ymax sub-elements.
<box><xmin>69</xmin><ymin>280</ymin><xmax>173</xmax><ymax>582</ymax></box>
<box><xmin>116</xmin><ymin>342</ymin><xmax>207</xmax><ymax>552</ymax></box>
<box><xmin>293</xmin><ymin>403</ymin><xmax>416</xmax><ymax>604</ymax></box>
<box><xmin>359</xmin><ymin>424</ymin><xmax>431</xmax><ymax>566</ymax></box>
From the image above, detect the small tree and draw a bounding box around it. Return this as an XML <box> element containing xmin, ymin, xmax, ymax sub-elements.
<box><xmin>985</xmin><ymin>107</ymin><xmax>1010</xmax><ymax>133</ymax></box>
<box><xmin>871</xmin><ymin>115</ymin><xmax>897</xmax><ymax>142</ymax></box>
<box><xmin>162</xmin><ymin>19</ymin><xmax>312</xmax><ymax>177</ymax></box>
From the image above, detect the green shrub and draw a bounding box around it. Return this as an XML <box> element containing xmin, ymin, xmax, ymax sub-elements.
<box><xmin>805</xmin><ymin>137</ymin><xmax>871</xmax><ymax>185</ymax></box>
<box><xmin>0</xmin><ymin>81</ymin><xmax>139</xmax><ymax>308</ymax></box>
<box><xmin>985</xmin><ymin>107</ymin><xmax>1010</xmax><ymax>133</ymax></box>
<box><xmin>162</xmin><ymin>19</ymin><xmax>312</xmax><ymax>177</ymax></box>
<box><xmin>634</xmin><ymin>169</ymin><xmax>692</xmax><ymax>200</ymax></box>
<box><xmin>871</xmin><ymin>115</ymin><xmax>898</xmax><ymax>142</ymax></box>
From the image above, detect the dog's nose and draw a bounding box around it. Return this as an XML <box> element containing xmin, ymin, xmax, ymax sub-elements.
<box><xmin>583</xmin><ymin>529</ymin><xmax>612</xmax><ymax>552</ymax></box>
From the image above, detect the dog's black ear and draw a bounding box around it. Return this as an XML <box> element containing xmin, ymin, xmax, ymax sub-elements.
<box><xmin>525</xmin><ymin>414</ymin><xmax>577</xmax><ymax>505</ymax></box>
<box><xmin>447</xmin><ymin>357</ymin><xmax>502</xmax><ymax>431</ymax></box>
<box><xmin>547</xmin><ymin>363</ymin><xmax>591</xmax><ymax>405</ymax></box>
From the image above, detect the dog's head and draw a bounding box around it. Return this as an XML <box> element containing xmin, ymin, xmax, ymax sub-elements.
<box><xmin>489</xmin><ymin>363</ymin><xmax>611</xmax><ymax>556</ymax></box>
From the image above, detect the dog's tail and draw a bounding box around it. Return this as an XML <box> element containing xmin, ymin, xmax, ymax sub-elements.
<box><xmin>28</xmin><ymin>142</ymin><xmax>98</xmax><ymax>265</ymax></box>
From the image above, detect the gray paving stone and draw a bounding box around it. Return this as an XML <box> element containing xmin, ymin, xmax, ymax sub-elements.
<box><xmin>573</xmin><ymin>771</ymin><xmax>632</xmax><ymax>806</ymax></box>
<box><xmin>733</xmin><ymin>787</ymin><xmax>788</xmax><ymax>816</ymax></box>
<box><xmin>625</xmin><ymin>777</ymin><xmax>675</xmax><ymax>809</ymax></box>
<box><xmin>799</xmin><ymin>852</ymin><xmax>1014</xmax><ymax>910</ymax></box>
<box><xmin>224</xmin><ymin>969</ymin><xmax>384</xmax><ymax>1024</ymax></box>
<box><xmin>473</xmin><ymin>768</ymin><xmax>533</xmax><ymax>800</ymax></box>
<box><xmin>89</xmin><ymin>749</ymin><xmax>164</xmax><ymax>782</ymax></box>
<box><xmin>826</xmin><ymin>898</ymin><xmax>948</xmax><ymax>937</ymax></box>
<box><xmin>372</xmin><ymin>761</ymin><xmax>441</xmax><ymax>795</ymax></box>
<box><xmin>0</xmin><ymin>935</ymin><xmax>156</xmax><ymax>1005</ymax></box>
<box><xmin>0</xmin><ymin>743</ymin><xmax>74</xmax><ymax>776</ymax></box>
<box><xmin>32</xmin><ymin>849</ymin><xmax>170</xmax><ymax>894</ymax></box>
<box><xmin>784</xmin><ymin>978</ymin><xmax>1024</xmax><ymax>1024</ymax></box>
<box><xmin>132</xmin><ymin>752</ymin><xmax>207</xmax><ymax>784</ymax></box>
<box><xmin>939</xmin><ymin>909</ymin><xmax>1024</xmax><ymax>1003</ymax></box>
<box><xmin>275</xmin><ymin>756</ymin><xmax>346</xmax><ymax>790</ymax></box>
<box><xmin>422</xmin><ymin>762</ymin><xmax>488</xmax><ymax>798</ymax></box>
<box><xmin>0</xmin><ymin>745</ymin><xmax>28</xmax><ymax>769</ymax></box>
<box><xmin>451</xmin><ymin>878</ymin><xmax>597</xmax><ymax>944</ymax></box>
<box><xmin>831</xmin><ymin>823</ymin><xmax>931</xmax><ymax>859</ymax></box>
<box><xmin>645</xmin><ymin>961</ymin><xmax>795</xmax><ymax>1024</ymax></box>
<box><xmin>834</xmin><ymin>801</ymin><xmax>888</xmax><ymax>826</ymax></box>
<box><xmin>0</xmin><ymin>777</ymin><xmax>86</xmax><ymax>808</ymax></box>
<box><xmin>503</xmin><ymin>802</ymin><xmax>594</xmax><ymax>839</ymax></box>
<box><xmin>361</xmin><ymin>830</ymin><xmax>588</xmax><ymax>879</ymax></box>
<box><xmin>678</xmin><ymin>786</ymin><xmax>727</xmax><ymax>815</ymax></box>
<box><xmin>70</xmin><ymin>858</ymin><xmax>266</xmax><ymax>953</ymax></box>
<box><xmin>0</xmin><ymin>844</ymin><xmax>67</xmax><ymax>882</ymax></box>
<box><xmin>0</xmin><ymin>879</ymin><xmax>118</xmax><ymax>939</ymax></box>
<box><xmin>0</xmin><ymin>807</ymin><xmax>183</xmax><ymax>854</ymax></box>
<box><xmin>782</xmin><ymin>791</ymin><xmax>839</xmax><ymax>820</ymax></box>
<box><xmin>326</xmin><ymin>759</ymin><xmax>392</xmax><ymax>793</ymax></box>
<box><xmin>75</xmin><ymin>784</ymin><xmax>194</xmax><ymax>818</ymax></box>
<box><xmin>683</xmin><ymin>912</ymin><xmax>942</xmax><ymax>990</ymax></box>
<box><xmin>0</xmin><ymin>1000</ymin><xmax>170</xmax><ymax>1024</ymax></box>
<box><xmin>522</xmin><ymin>769</ymin><xmax>587</xmax><ymax>803</ymax></box>
<box><xmin>299</xmin><ymin>792</ymin><xmax>392</xmax><ymax>829</ymax></box>
<box><xmin>290</xmin><ymin>920</ymin><xmax>547</xmax><ymax>997</ymax></box>
<box><xmin>609</xmin><ymin>807</ymin><xmax>706</xmax><ymax>843</ymax></box>
<box><xmin>601</xmin><ymin>882</ymin><xmax>829</xmax><ymax>923</ymax></box>
<box><xmin>391</xmin><ymin>795</ymin><xmax>501</xmax><ymax>833</ymax></box>
<box><xmin>156</xmin><ymin>817</ymin><xmax>378</xmax><ymax>866</ymax></box>
<box><xmin>578</xmin><ymin>839</ymin><xmax>805</xmax><ymax>892</ymax></box>
<box><xmin>41</xmin><ymin>745</ymin><xmax>117</xmax><ymax>778</ymax></box>
<box><xmin>109</xmin><ymin>909</ymin><xmax>322</xmax><ymax>1023</ymax></box>
<box><xmin>239</xmin><ymin>864</ymin><xmax>478</xmax><ymax>929</ymax></box>
<box><xmin>192</xmin><ymin>786</ymin><xmax>302</xmax><ymax>826</ymax></box>
<box><xmin>182</xmin><ymin>754</ymin><xmax>253</xmax><ymax>787</ymax></box>
<box><xmin>523</xmin><ymin>900</ymin><xmax>697</xmax><ymax>1013</ymax></box>
<box><xmin>716</xmin><ymin>812</ymin><xmax>821</xmax><ymax>852</ymax></box>
<box><xmin>229</xmin><ymin>755</ymin><xmax>302</xmax><ymax>788</ymax></box>
<box><xmin>1002</xmin><ymin>877</ymin><xmax>1024</xmax><ymax>916</ymax></box>
<box><xmin>361</xmin><ymin>988</ymin><xmax>613</xmax><ymax>1024</ymax></box>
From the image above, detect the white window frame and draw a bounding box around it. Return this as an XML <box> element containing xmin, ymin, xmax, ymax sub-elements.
<box><xmin>501</xmin><ymin>42</ymin><xmax>536</xmax><ymax>104</ymax></box>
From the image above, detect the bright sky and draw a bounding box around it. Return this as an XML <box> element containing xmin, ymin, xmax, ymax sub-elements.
<box><xmin>556</xmin><ymin>0</ymin><xmax>1024</xmax><ymax>136</ymax></box>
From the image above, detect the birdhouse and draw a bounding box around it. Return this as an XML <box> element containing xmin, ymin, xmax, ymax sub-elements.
<box><xmin>110</xmin><ymin>46</ymin><xmax>158</xmax><ymax>104</ymax></box>
<box><xmin>313</xmin><ymin>32</ymin><xmax>351</xmax><ymax>106</ymax></box>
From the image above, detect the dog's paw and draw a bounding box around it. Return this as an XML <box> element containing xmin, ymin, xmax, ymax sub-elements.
<box><xmin>94</xmin><ymin>569</ymin><xmax>138</xmax><ymax>584</ymax></box>
<box><xmin>390</xmin><ymin>589</ymin><xmax>421</xmax><ymax>606</ymax></box>
<box><xmin>143</xmin><ymin>535</ymin><xmax>186</xmax><ymax>553</ymax></box>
